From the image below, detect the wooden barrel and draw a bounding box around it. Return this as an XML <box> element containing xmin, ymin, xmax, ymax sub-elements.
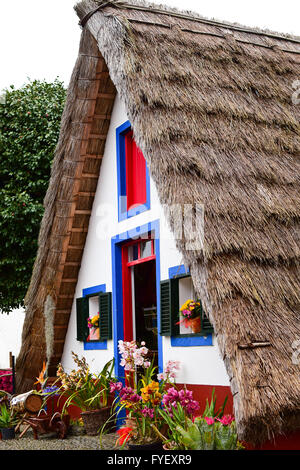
<box><xmin>11</xmin><ymin>390</ymin><xmax>43</xmax><ymax>414</ymax></box>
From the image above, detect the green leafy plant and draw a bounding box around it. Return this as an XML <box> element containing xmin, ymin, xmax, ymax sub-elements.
<box><xmin>174</xmin><ymin>415</ymin><xmax>241</xmax><ymax>450</ymax></box>
<box><xmin>55</xmin><ymin>352</ymin><xmax>115</xmax><ymax>413</ymax></box>
<box><xmin>202</xmin><ymin>387</ymin><xmax>228</xmax><ymax>418</ymax></box>
<box><xmin>0</xmin><ymin>404</ymin><xmax>19</xmax><ymax>429</ymax></box>
<box><xmin>0</xmin><ymin>79</ymin><xmax>66</xmax><ymax>313</ymax></box>
<box><xmin>152</xmin><ymin>389</ymin><xmax>244</xmax><ymax>450</ymax></box>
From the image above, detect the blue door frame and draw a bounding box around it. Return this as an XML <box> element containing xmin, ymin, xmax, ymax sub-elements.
<box><xmin>111</xmin><ymin>219</ymin><xmax>163</xmax><ymax>382</ymax></box>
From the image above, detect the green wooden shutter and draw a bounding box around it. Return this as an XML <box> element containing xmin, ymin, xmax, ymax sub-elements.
<box><xmin>99</xmin><ymin>292</ymin><xmax>112</xmax><ymax>340</ymax></box>
<box><xmin>159</xmin><ymin>278</ymin><xmax>179</xmax><ymax>336</ymax></box>
<box><xmin>76</xmin><ymin>296</ymin><xmax>89</xmax><ymax>341</ymax></box>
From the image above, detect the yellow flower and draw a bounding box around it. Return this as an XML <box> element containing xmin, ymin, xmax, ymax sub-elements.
<box><xmin>148</xmin><ymin>381</ymin><xmax>159</xmax><ymax>392</ymax></box>
<box><xmin>121</xmin><ymin>400</ymin><xmax>134</xmax><ymax>409</ymax></box>
<box><xmin>141</xmin><ymin>381</ymin><xmax>161</xmax><ymax>404</ymax></box>
<box><xmin>91</xmin><ymin>314</ymin><xmax>99</xmax><ymax>325</ymax></box>
<box><xmin>180</xmin><ymin>300</ymin><xmax>193</xmax><ymax>311</ymax></box>
<box><xmin>141</xmin><ymin>392</ymin><xmax>150</xmax><ymax>403</ymax></box>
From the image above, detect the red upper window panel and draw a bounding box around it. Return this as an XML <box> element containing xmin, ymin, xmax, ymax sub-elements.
<box><xmin>125</xmin><ymin>130</ymin><xmax>147</xmax><ymax>211</ymax></box>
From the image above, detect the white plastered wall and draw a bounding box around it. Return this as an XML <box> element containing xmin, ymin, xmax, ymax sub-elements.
<box><xmin>61</xmin><ymin>94</ymin><xmax>229</xmax><ymax>386</ymax></box>
<box><xmin>0</xmin><ymin>308</ymin><xmax>25</xmax><ymax>369</ymax></box>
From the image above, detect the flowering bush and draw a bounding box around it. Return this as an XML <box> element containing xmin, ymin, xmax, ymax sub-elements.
<box><xmin>174</xmin><ymin>414</ymin><xmax>243</xmax><ymax>450</ymax></box>
<box><xmin>105</xmin><ymin>340</ymin><xmax>202</xmax><ymax>448</ymax></box>
<box><xmin>0</xmin><ymin>370</ymin><xmax>13</xmax><ymax>394</ymax></box>
<box><xmin>54</xmin><ymin>352</ymin><xmax>115</xmax><ymax>413</ymax></box>
<box><xmin>152</xmin><ymin>389</ymin><xmax>243</xmax><ymax>450</ymax></box>
<box><xmin>106</xmin><ymin>341</ymin><xmax>166</xmax><ymax>446</ymax></box>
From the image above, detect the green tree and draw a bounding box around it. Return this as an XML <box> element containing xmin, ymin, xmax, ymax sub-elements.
<box><xmin>0</xmin><ymin>79</ymin><xmax>66</xmax><ymax>313</ymax></box>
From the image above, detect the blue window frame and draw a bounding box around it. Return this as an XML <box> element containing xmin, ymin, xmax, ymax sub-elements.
<box><xmin>83</xmin><ymin>284</ymin><xmax>108</xmax><ymax>350</ymax></box>
<box><xmin>169</xmin><ymin>265</ymin><xmax>213</xmax><ymax>347</ymax></box>
<box><xmin>116</xmin><ymin>120</ymin><xmax>151</xmax><ymax>221</ymax></box>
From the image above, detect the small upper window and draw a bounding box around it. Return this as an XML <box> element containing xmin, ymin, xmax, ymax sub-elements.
<box><xmin>160</xmin><ymin>266</ymin><xmax>214</xmax><ymax>340</ymax></box>
<box><xmin>116</xmin><ymin>121</ymin><xmax>150</xmax><ymax>221</ymax></box>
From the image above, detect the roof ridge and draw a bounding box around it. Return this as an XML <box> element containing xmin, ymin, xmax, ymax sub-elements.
<box><xmin>78</xmin><ymin>0</ymin><xmax>300</xmax><ymax>44</ymax></box>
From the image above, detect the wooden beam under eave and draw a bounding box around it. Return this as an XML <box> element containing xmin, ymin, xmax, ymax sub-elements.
<box><xmin>53</xmin><ymin>325</ymin><xmax>68</xmax><ymax>339</ymax></box>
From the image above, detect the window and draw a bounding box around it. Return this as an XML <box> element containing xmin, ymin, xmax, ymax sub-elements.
<box><xmin>159</xmin><ymin>265</ymin><xmax>213</xmax><ymax>346</ymax></box>
<box><xmin>116</xmin><ymin>121</ymin><xmax>150</xmax><ymax>221</ymax></box>
<box><xmin>127</xmin><ymin>236</ymin><xmax>155</xmax><ymax>266</ymax></box>
<box><xmin>76</xmin><ymin>284</ymin><xmax>112</xmax><ymax>348</ymax></box>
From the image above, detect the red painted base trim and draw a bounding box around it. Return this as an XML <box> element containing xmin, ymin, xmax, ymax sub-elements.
<box><xmin>175</xmin><ymin>383</ymin><xmax>233</xmax><ymax>416</ymax></box>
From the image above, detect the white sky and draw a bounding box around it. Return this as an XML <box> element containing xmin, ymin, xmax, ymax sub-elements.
<box><xmin>0</xmin><ymin>0</ymin><xmax>299</xmax><ymax>92</ymax></box>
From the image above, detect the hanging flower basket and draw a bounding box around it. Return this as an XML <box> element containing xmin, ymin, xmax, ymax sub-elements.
<box><xmin>88</xmin><ymin>327</ymin><xmax>100</xmax><ymax>341</ymax></box>
<box><xmin>188</xmin><ymin>316</ymin><xmax>201</xmax><ymax>333</ymax></box>
<box><xmin>177</xmin><ymin>299</ymin><xmax>202</xmax><ymax>333</ymax></box>
<box><xmin>87</xmin><ymin>314</ymin><xmax>100</xmax><ymax>341</ymax></box>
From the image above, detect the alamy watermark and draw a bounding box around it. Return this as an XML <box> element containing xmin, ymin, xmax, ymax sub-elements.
<box><xmin>95</xmin><ymin>199</ymin><xmax>205</xmax><ymax>251</ymax></box>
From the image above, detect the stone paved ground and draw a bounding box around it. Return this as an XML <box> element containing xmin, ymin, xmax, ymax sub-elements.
<box><xmin>0</xmin><ymin>426</ymin><xmax>121</xmax><ymax>451</ymax></box>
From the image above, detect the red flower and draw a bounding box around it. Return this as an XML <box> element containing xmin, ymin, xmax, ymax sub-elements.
<box><xmin>116</xmin><ymin>426</ymin><xmax>133</xmax><ymax>446</ymax></box>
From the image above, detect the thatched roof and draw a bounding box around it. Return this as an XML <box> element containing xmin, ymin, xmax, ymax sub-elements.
<box><xmin>16</xmin><ymin>0</ymin><xmax>300</xmax><ymax>444</ymax></box>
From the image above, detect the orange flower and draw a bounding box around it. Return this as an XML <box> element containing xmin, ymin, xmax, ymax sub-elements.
<box><xmin>34</xmin><ymin>361</ymin><xmax>47</xmax><ymax>385</ymax></box>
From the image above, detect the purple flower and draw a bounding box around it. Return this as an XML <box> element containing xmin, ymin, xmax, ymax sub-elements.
<box><xmin>119</xmin><ymin>386</ymin><xmax>142</xmax><ymax>403</ymax></box>
<box><xmin>162</xmin><ymin>387</ymin><xmax>199</xmax><ymax>415</ymax></box>
<box><xmin>42</xmin><ymin>385</ymin><xmax>60</xmax><ymax>396</ymax></box>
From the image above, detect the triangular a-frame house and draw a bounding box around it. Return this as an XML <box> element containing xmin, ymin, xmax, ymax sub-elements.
<box><xmin>16</xmin><ymin>0</ymin><xmax>300</xmax><ymax>446</ymax></box>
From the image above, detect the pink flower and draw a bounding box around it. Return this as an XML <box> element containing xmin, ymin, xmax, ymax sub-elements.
<box><xmin>118</xmin><ymin>340</ymin><xmax>151</xmax><ymax>370</ymax></box>
<box><xmin>217</xmin><ymin>415</ymin><xmax>235</xmax><ymax>426</ymax></box>
<box><xmin>141</xmin><ymin>406</ymin><xmax>154</xmax><ymax>419</ymax></box>
<box><xmin>204</xmin><ymin>417</ymin><xmax>215</xmax><ymax>425</ymax></box>
<box><xmin>158</xmin><ymin>360</ymin><xmax>181</xmax><ymax>382</ymax></box>
<box><xmin>110</xmin><ymin>381</ymin><xmax>123</xmax><ymax>393</ymax></box>
<box><xmin>119</xmin><ymin>386</ymin><xmax>142</xmax><ymax>404</ymax></box>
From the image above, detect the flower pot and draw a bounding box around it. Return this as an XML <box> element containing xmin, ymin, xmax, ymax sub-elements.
<box><xmin>0</xmin><ymin>427</ymin><xmax>15</xmax><ymax>440</ymax></box>
<box><xmin>189</xmin><ymin>316</ymin><xmax>201</xmax><ymax>333</ymax></box>
<box><xmin>88</xmin><ymin>327</ymin><xmax>100</xmax><ymax>341</ymax></box>
<box><xmin>128</xmin><ymin>440</ymin><xmax>163</xmax><ymax>451</ymax></box>
<box><xmin>80</xmin><ymin>407</ymin><xmax>111</xmax><ymax>436</ymax></box>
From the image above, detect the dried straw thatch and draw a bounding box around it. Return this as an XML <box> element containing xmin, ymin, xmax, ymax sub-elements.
<box><xmin>16</xmin><ymin>0</ymin><xmax>300</xmax><ymax>444</ymax></box>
